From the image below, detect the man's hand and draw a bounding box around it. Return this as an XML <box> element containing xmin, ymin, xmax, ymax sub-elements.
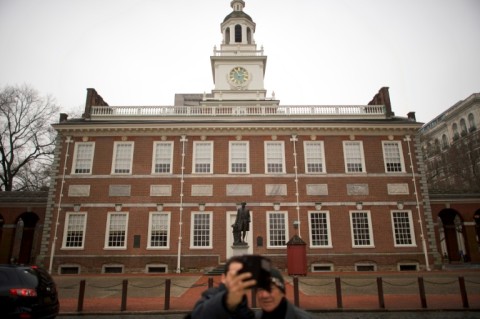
<box><xmin>223</xmin><ymin>261</ymin><xmax>256</xmax><ymax>311</ymax></box>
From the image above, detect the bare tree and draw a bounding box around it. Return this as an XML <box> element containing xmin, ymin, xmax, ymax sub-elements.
<box><xmin>0</xmin><ymin>84</ymin><xmax>59</xmax><ymax>191</ymax></box>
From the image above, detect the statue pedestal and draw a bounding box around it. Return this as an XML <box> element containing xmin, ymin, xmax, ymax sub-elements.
<box><xmin>231</xmin><ymin>244</ymin><xmax>249</xmax><ymax>256</ymax></box>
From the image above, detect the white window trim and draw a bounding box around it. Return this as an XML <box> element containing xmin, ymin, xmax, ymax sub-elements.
<box><xmin>102</xmin><ymin>264</ymin><xmax>124</xmax><ymax>274</ymax></box>
<box><xmin>190</xmin><ymin>211</ymin><xmax>213</xmax><ymax>249</ymax></box>
<box><xmin>229</xmin><ymin>141</ymin><xmax>250</xmax><ymax>174</ymax></box>
<box><xmin>104</xmin><ymin>212</ymin><xmax>129</xmax><ymax>250</ymax></box>
<box><xmin>147</xmin><ymin>211</ymin><xmax>171</xmax><ymax>249</ymax></box>
<box><xmin>382</xmin><ymin>141</ymin><xmax>406</xmax><ymax>173</ymax></box>
<box><xmin>71</xmin><ymin>142</ymin><xmax>95</xmax><ymax>175</ymax></box>
<box><xmin>308</xmin><ymin>210</ymin><xmax>332</xmax><ymax>248</ymax></box>
<box><xmin>350</xmin><ymin>210</ymin><xmax>375</xmax><ymax>248</ymax></box>
<box><xmin>391</xmin><ymin>210</ymin><xmax>417</xmax><ymax>247</ymax></box>
<box><xmin>266</xmin><ymin>211</ymin><xmax>288</xmax><ymax>248</ymax></box>
<box><xmin>61</xmin><ymin>212</ymin><xmax>87</xmax><ymax>250</ymax></box>
<box><xmin>111</xmin><ymin>141</ymin><xmax>134</xmax><ymax>175</ymax></box>
<box><xmin>343</xmin><ymin>141</ymin><xmax>366</xmax><ymax>173</ymax></box>
<box><xmin>303</xmin><ymin>141</ymin><xmax>326</xmax><ymax>174</ymax></box>
<box><xmin>355</xmin><ymin>263</ymin><xmax>377</xmax><ymax>271</ymax></box>
<box><xmin>151</xmin><ymin>141</ymin><xmax>174</xmax><ymax>174</ymax></box>
<box><xmin>311</xmin><ymin>263</ymin><xmax>334</xmax><ymax>272</ymax></box>
<box><xmin>264</xmin><ymin>141</ymin><xmax>286</xmax><ymax>174</ymax></box>
<box><xmin>192</xmin><ymin>141</ymin><xmax>214</xmax><ymax>174</ymax></box>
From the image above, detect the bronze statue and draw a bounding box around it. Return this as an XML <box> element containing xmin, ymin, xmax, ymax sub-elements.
<box><xmin>233</xmin><ymin>202</ymin><xmax>250</xmax><ymax>245</ymax></box>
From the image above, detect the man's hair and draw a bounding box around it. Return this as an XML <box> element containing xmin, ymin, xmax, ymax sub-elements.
<box><xmin>224</xmin><ymin>255</ymin><xmax>244</xmax><ymax>274</ymax></box>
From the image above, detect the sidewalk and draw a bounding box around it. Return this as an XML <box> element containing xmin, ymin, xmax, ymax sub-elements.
<box><xmin>55</xmin><ymin>270</ymin><xmax>480</xmax><ymax>314</ymax></box>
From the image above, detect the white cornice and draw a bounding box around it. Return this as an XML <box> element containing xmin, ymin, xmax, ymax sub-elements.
<box><xmin>53</xmin><ymin>122</ymin><xmax>421</xmax><ymax>136</ymax></box>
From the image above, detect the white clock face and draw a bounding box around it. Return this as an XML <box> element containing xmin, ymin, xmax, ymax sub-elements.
<box><xmin>229</xmin><ymin>67</ymin><xmax>249</xmax><ymax>85</ymax></box>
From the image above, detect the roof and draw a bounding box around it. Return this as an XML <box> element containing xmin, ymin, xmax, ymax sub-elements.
<box><xmin>0</xmin><ymin>191</ymin><xmax>48</xmax><ymax>204</ymax></box>
<box><xmin>223</xmin><ymin>10</ymin><xmax>253</xmax><ymax>23</ymax></box>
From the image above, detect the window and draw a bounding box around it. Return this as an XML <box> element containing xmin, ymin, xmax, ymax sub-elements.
<box><xmin>235</xmin><ymin>24</ymin><xmax>242</xmax><ymax>42</ymax></box>
<box><xmin>72</xmin><ymin>142</ymin><xmax>94</xmax><ymax>174</ymax></box>
<box><xmin>112</xmin><ymin>142</ymin><xmax>134</xmax><ymax>174</ymax></box>
<box><xmin>191</xmin><ymin>212</ymin><xmax>212</xmax><ymax>248</ymax></box>
<box><xmin>148</xmin><ymin>212</ymin><xmax>170</xmax><ymax>248</ymax></box>
<box><xmin>267</xmin><ymin>212</ymin><xmax>288</xmax><ymax>247</ymax></box>
<box><xmin>265</xmin><ymin>141</ymin><xmax>285</xmax><ymax>173</ymax></box>
<box><xmin>452</xmin><ymin>123</ymin><xmax>459</xmax><ymax>140</ymax></box>
<box><xmin>304</xmin><ymin>141</ymin><xmax>326</xmax><ymax>173</ymax></box>
<box><xmin>391</xmin><ymin>211</ymin><xmax>416</xmax><ymax>246</ymax></box>
<box><xmin>343</xmin><ymin>141</ymin><xmax>365</xmax><ymax>173</ymax></box>
<box><xmin>398</xmin><ymin>263</ymin><xmax>418</xmax><ymax>271</ymax></box>
<box><xmin>103</xmin><ymin>265</ymin><xmax>124</xmax><ymax>274</ymax></box>
<box><xmin>382</xmin><ymin>141</ymin><xmax>405</xmax><ymax>172</ymax></box>
<box><xmin>311</xmin><ymin>264</ymin><xmax>333</xmax><ymax>272</ymax></box>
<box><xmin>146</xmin><ymin>264</ymin><xmax>168</xmax><ymax>273</ymax></box>
<box><xmin>442</xmin><ymin>134</ymin><xmax>448</xmax><ymax>149</ymax></box>
<box><xmin>355</xmin><ymin>263</ymin><xmax>376</xmax><ymax>271</ymax></box>
<box><xmin>152</xmin><ymin>142</ymin><xmax>173</xmax><ymax>174</ymax></box>
<box><xmin>308</xmin><ymin>211</ymin><xmax>331</xmax><ymax>247</ymax></box>
<box><xmin>193</xmin><ymin>141</ymin><xmax>213</xmax><ymax>174</ymax></box>
<box><xmin>460</xmin><ymin>118</ymin><xmax>467</xmax><ymax>135</ymax></box>
<box><xmin>434</xmin><ymin>139</ymin><xmax>440</xmax><ymax>152</ymax></box>
<box><xmin>105</xmin><ymin>213</ymin><xmax>128</xmax><ymax>249</ymax></box>
<box><xmin>350</xmin><ymin>211</ymin><xmax>374</xmax><ymax>247</ymax></box>
<box><xmin>468</xmin><ymin>113</ymin><xmax>476</xmax><ymax>131</ymax></box>
<box><xmin>229</xmin><ymin>141</ymin><xmax>249</xmax><ymax>173</ymax></box>
<box><xmin>62</xmin><ymin>212</ymin><xmax>87</xmax><ymax>249</ymax></box>
<box><xmin>59</xmin><ymin>266</ymin><xmax>80</xmax><ymax>275</ymax></box>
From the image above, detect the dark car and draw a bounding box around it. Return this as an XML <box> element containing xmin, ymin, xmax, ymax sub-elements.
<box><xmin>0</xmin><ymin>264</ymin><xmax>59</xmax><ymax>319</ymax></box>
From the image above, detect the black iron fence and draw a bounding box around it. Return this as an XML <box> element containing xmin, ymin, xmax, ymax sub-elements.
<box><xmin>55</xmin><ymin>275</ymin><xmax>480</xmax><ymax>313</ymax></box>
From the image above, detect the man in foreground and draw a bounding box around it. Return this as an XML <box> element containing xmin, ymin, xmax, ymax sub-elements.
<box><xmin>190</xmin><ymin>255</ymin><xmax>311</xmax><ymax>319</ymax></box>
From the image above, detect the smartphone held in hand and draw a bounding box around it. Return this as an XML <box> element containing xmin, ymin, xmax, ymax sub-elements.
<box><xmin>237</xmin><ymin>255</ymin><xmax>272</xmax><ymax>291</ymax></box>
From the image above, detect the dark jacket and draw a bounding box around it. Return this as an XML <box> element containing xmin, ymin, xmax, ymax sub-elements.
<box><xmin>191</xmin><ymin>283</ymin><xmax>255</xmax><ymax>319</ymax></box>
<box><xmin>254</xmin><ymin>298</ymin><xmax>312</xmax><ymax>319</ymax></box>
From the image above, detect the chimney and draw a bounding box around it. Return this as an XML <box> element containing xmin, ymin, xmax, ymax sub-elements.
<box><xmin>407</xmin><ymin>112</ymin><xmax>416</xmax><ymax>121</ymax></box>
<box><xmin>59</xmin><ymin>113</ymin><xmax>68</xmax><ymax>123</ymax></box>
<box><xmin>368</xmin><ymin>87</ymin><xmax>394</xmax><ymax>118</ymax></box>
<box><xmin>83</xmin><ymin>88</ymin><xmax>109</xmax><ymax>119</ymax></box>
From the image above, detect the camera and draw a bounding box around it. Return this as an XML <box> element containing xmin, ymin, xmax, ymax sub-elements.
<box><xmin>237</xmin><ymin>255</ymin><xmax>272</xmax><ymax>291</ymax></box>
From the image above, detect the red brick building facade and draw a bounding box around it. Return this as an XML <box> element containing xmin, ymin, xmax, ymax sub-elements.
<box><xmin>0</xmin><ymin>192</ymin><xmax>47</xmax><ymax>265</ymax></box>
<box><xmin>36</xmin><ymin>1</ymin><xmax>442</xmax><ymax>274</ymax></box>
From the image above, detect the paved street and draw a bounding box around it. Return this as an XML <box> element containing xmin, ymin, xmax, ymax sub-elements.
<box><xmin>58</xmin><ymin>311</ymin><xmax>480</xmax><ymax>319</ymax></box>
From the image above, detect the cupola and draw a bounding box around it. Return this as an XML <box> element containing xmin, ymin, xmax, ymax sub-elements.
<box><xmin>221</xmin><ymin>0</ymin><xmax>256</xmax><ymax>45</ymax></box>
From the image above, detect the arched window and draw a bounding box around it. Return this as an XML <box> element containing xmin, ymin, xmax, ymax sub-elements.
<box><xmin>468</xmin><ymin>113</ymin><xmax>476</xmax><ymax>131</ymax></box>
<box><xmin>442</xmin><ymin>134</ymin><xmax>448</xmax><ymax>149</ymax></box>
<box><xmin>434</xmin><ymin>138</ymin><xmax>440</xmax><ymax>152</ymax></box>
<box><xmin>452</xmin><ymin>123</ymin><xmax>459</xmax><ymax>140</ymax></box>
<box><xmin>426</xmin><ymin>142</ymin><xmax>433</xmax><ymax>156</ymax></box>
<box><xmin>235</xmin><ymin>24</ymin><xmax>242</xmax><ymax>43</ymax></box>
<box><xmin>225</xmin><ymin>27</ymin><xmax>231</xmax><ymax>45</ymax></box>
<box><xmin>460</xmin><ymin>118</ymin><xmax>467</xmax><ymax>135</ymax></box>
<box><xmin>246</xmin><ymin>27</ymin><xmax>252</xmax><ymax>44</ymax></box>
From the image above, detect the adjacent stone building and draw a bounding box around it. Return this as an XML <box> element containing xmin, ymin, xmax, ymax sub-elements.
<box><xmin>419</xmin><ymin>93</ymin><xmax>480</xmax><ymax>264</ymax></box>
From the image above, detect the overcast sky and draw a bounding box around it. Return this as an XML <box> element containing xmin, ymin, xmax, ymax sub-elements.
<box><xmin>1</xmin><ymin>0</ymin><xmax>479</xmax><ymax>124</ymax></box>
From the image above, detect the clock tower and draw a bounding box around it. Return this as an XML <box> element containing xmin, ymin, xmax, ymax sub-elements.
<box><xmin>204</xmin><ymin>0</ymin><xmax>278</xmax><ymax>106</ymax></box>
